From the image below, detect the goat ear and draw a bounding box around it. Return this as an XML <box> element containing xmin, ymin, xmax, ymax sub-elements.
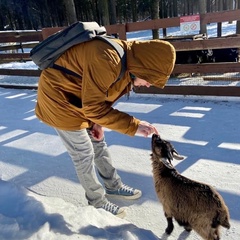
<box><xmin>173</xmin><ymin>150</ymin><xmax>185</xmax><ymax>160</ymax></box>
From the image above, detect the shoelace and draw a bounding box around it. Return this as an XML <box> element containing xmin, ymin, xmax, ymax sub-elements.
<box><xmin>119</xmin><ymin>184</ymin><xmax>134</xmax><ymax>193</ymax></box>
<box><xmin>103</xmin><ymin>202</ymin><xmax>119</xmax><ymax>214</ymax></box>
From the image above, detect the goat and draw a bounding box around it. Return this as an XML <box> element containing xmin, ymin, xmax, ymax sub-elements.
<box><xmin>150</xmin><ymin>134</ymin><xmax>230</xmax><ymax>240</ymax></box>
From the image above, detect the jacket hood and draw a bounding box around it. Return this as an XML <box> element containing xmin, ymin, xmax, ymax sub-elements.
<box><xmin>127</xmin><ymin>40</ymin><xmax>176</xmax><ymax>88</ymax></box>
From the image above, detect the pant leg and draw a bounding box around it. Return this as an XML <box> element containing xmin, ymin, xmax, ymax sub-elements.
<box><xmin>87</xmin><ymin>129</ymin><xmax>122</xmax><ymax>190</ymax></box>
<box><xmin>55</xmin><ymin>128</ymin><xmax>107</xmax><ymax>208</ymax></box>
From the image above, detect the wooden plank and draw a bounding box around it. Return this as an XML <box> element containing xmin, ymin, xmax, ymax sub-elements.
<box><xmin>201</xmin><ymin>9</ymin><xmax>240</xmax><ymax>25</ymax></box>
<box><xmin>173</xmin><ymin>62</ymin><xmax>240</xmax><ymax>74</ymax></box>
<box><xmin>0</xmin><ymin>53</ymin><xmax>30</xmax><ymax>59</ymax></box>
<box><xmin>0</xmin><ymin>84</ymin><xmax>37</xmax><ymax>90</ymax></box>
<box><xmin>0</xmin><ymin>31</ymin><xmax>42</xmax><ymax>43</ymax></box>
<box><xmin>105</xmin><ymin>24</ymin><xmax>126</xmax><ymax>40</ymax></box>
<box><xmin>134</xmin><ymin>85</ymin><xmax>240</xmax><ymax>97</ymax></box>
<box><xmin>126</xmin><ymin>17</ymin><xmax>179</xmax><ymax>32</ymax></box>
<box><xmin>0</xmin><ymin>42</ymin><xmax>38</xmax><ymax>51</ymax></box>
<box><xmin>203</xmin><ymin>76</ymin><xmax>240</xmax><ymax>81</ymax></box>
<box><xmin>42</xmin><ymin>27</ymin><xmax>64</xmax><ymax>39</ymax></box>
<box><xmin>0</xmin><ymin>30</ymin><xmax>41</xmax><ymax>37</ymax></box>
<box><xmin>171</xmin><ymin>37</ymin><xmax>240</xmax><ymax>51</ymax></box>
<box><xmin>0</xmin><ymin>69</ymin><xmax>41</xmax><ymax>76</ymax></box>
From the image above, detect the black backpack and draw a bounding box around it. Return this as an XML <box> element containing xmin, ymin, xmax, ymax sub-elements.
<box><xmin>30</xmin><ymin>21</ymin><xmax>126</xmax><ymax>82</ymax></box>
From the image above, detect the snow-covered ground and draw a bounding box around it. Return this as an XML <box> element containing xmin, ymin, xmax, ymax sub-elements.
<box><xmin>0</xmin><ymin>21</ymin><xmax>240</xmax><ymax>239</ymax></box>
<box><xmin>1</xmin><ymin>88</ymin><xmax>240</xmax><ymax>240</ymax></box>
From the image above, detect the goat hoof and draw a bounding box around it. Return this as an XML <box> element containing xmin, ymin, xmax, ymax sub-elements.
<box><xmin>165</xmin><ymin>227</ymin><xmax>173</xmax><ymax>235</ymax></box>
<box><xmin>184</xmin><ymin>226</ymin><xmax>192</xmax><ymax>232</ymax></box>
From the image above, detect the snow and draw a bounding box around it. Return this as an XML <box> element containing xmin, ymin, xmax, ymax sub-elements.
<box><xmin>0</xmin><ymin>21</ymin><xmax>240</xmax><ymax>240</ymax></box>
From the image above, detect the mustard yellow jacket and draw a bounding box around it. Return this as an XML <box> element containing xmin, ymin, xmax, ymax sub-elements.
<box><xmin>35</xmin><ymin>38</ymin><xmax>176</xmax><ymax>136</ymax></box>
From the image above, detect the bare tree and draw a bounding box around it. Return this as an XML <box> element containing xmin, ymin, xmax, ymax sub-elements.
<box><xmin>151</xmin><ymin>0</ymin><xmax>159</xmax><ymax>39</ymax></box>
<box><xmin>237</xmin><ymin>0</ymin><xmax>240</xmax><ymax>34</ymax></box>
<box><xmin>130</xmin><ymin>0</ymin><xmax>137</xmax><ymax>22</ymax></box>
<box><xmin>109</xmin><ymin>0</ymin><xmax>117</xmax><ymax>24</ymax></box>
<box><xmin>63</xmin><ymin>0</ymin><xmax>77</xmax><ymax>25</ymax></box>
<box><xmin>98</xmin><ymin>0</ymin><xmax>109</xmax><ymax>25</ymax></box>
<box><xmin>199</xmin><ymin>0</ymin><xmax>207</xmax><ymax>34</ymax></box>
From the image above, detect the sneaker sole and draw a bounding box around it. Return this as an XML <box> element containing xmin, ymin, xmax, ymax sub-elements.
<box><xmin>98</xmin><ymin>207</ymin><xmax>127</xmax><ymax>218</ymax></box>
<box><xmin>106</xmin><ymin>191</ymin><xmax>142</xmax><ymax>200</ymax></box>
<box><xmin>116</xmin><ymin>209</ymin><xmax>127</xmax><ymax>218</ymax></box>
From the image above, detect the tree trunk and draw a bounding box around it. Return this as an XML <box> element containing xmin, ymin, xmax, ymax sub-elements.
<box><xmin>109</xmin><ymin>0</ymin><xmax>117</xmax><ymax>24</ymax></box>
<box><xmin>63</xmin><ymin>0</ymin><xmax>77</xmax><ymax>25</ymax></box>
<box><xmin>217</xmin><ymin>0</ymin><xmax>223</xmax><ymax>37</ymax></box>
<box><xmin>172</xmin><ymin>0</ymin><xmax>177</xmax><ymax>17</ymax></box>
<box><xmin>199</xmin><ymin>0</ymin><xmax>207</xmax><ymax>34</ymax></box>
<box><xmin>227</xmin><ymin>0</ymin><xmax>234</xmax><ymax>23</ymax></box>
<box><xmin>237</xmin><ymin>0</ymin><xmax>240</xmax><ymax>34</ymax></box>
<box><xmin>99</xmin><ymin>0</ymin><xmax>109</xmax><ymax>25</ymax></box>
<box><xmin>151</xmin><ymin>0</ymin><xmax>159</xmax><ymax>39</ymax></box>
<box><xmin>131</xmin><ymin>0</ymin><xmax>137</xmax><ymax>22</ymax></box>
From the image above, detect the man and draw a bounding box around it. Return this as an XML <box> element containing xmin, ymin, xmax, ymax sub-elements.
<box><xmin>35</xmin><ymin>38</ymin><xmax>176</xmax><ymax>218</ymax></box>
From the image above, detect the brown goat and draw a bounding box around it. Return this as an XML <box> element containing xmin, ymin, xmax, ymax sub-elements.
<box><xmin>151</xmin><ymin>134</ymin><xmax>230</xmax><ymax>240</ymax></box>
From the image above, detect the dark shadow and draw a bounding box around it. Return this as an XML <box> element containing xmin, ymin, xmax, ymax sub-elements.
<box><xmin>218</xmin><ymin>190</ymin><xmax>240</xmax><ymax>221</ymax></box>
<box><xmin>0</xmin><ymin>180</ymin><xmax>75</xmax><ymax>240</ymax></box>
<box><xmin>80</xmin><ymin>223</ymin><xmax>160</xmax><ymax>239</ymax></box>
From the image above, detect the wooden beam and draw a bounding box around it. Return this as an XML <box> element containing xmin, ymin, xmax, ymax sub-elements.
<box><xmin>201</xmin><ymin>9</ymin><xmax>240</xmax><ymax>25</ymax></box>
<box><xmin>42</xmin><ymin>27</ymin><xmax>64</xmax><ymax>39</ymax></box>
<box><xmin>126</xmin><ymin>17</ymin><xmax>179</xmax><ymax>32</ymax></box>
<box><xmin>0</xmin><ymin>31</ymin><xmax>42</xmax><ymax>43</ymax></box>
<box><xmin>0</xmin><ymin>84</ymin><xmax>37</xmax><ymax>90</ymax></box>
<box><xmin>203</xmin><ymin>76</ymin><xmax>240</xmax><ymax>81</ymax></box>
<box><xmin>173</xmin><ymin>62</ymin><xmax>240</xmax><ymax>74</ymax></box>
<box><xmin>171</xmin><ymin>37</ymin><xmax>240</xmax><ymax>51</ymax></box>
<box><xmin>0</xmin><ymin>53</ymin><xmax>31</xmax><ymax>61</ymax></box>
<box><xmin>0</xmin><ymin>42</ymin><xmax>38</xmax><ymax>51</ymax></box>
<box><xmin>134</xmin><ymin>85</ymin><xmax>240</xmax><ymax>97</ymax></box>
<box><xmin>0</xmin><ymin>69</ymin><xmax>41</xmax><ymax>76</ymax></box>
<box><xmin>105</xmin><ymin>24</ymin><xmax>126</xmax><ymax>40</ymax></box>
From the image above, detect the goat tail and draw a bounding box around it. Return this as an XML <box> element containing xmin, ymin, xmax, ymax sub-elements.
<box><xmin>219</xmin><ymin>211</ymin><xmax>231</xmax><ymax>229</ymax></box>
<box><xmin>213</xmin><ymin>210</ymin><xmax>230</xmax><ymax>230</ymax></box>
<box><xmin>221</xmin><ymin>218</ymin><xmax>230</xmax><ymax>229</ymax></box>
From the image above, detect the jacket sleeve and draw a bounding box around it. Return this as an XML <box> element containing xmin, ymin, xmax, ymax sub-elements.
<box><xmin>81</xmin><ymin>45</ymin><xmax>140</xmax><ymax>136</ymax></box>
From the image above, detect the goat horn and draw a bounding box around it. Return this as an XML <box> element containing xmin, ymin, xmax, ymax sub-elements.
<box><xmin>173</xmin><ymin>150</ymin><xmax>185</xmax><ymax>160</ymax></box>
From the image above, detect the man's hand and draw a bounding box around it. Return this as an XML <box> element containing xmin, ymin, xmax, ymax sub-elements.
<box><xmin>135</xmin><ymin>121</ymin><xmax>159</xmax><ymax>137</ymax></box>
<box><xmin>89</xmin><ymin>123</ymin><xmax>104</xmax><ymax>141</ymax></box>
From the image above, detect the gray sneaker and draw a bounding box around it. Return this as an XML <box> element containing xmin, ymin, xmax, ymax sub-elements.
<box><xmin>100</xmin><ymin>201</ymin><xmax>126</xmax><ymax>218</ymax></box>
<box><xmin>106</xmin><ymin>184</ymin><xmax>142</xmax><ymax>200</ymax></box>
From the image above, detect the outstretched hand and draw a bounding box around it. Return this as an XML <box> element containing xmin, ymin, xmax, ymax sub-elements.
<box><xmin>135</xmin><ymin>121</ymin><xmax>159</xmax><ymax>137</ymax></box>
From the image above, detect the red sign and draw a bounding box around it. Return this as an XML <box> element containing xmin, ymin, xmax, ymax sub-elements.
<box><xmin>180</xmin><ymin>14</ymin><xmax>200</xmax><ymax>33</ymax></box>
<box><xmin>180</xmin><ymin>15</ymin><xmax>200</xmax><ymax>23</ymax></box>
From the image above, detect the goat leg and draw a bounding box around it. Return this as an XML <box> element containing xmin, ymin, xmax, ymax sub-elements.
<box><xmin>176</xmin><ymin>219</ymin><xmax>192</xmax><ymax>232</ymax></box>
<box><xmin>165</xmin><ymin>213</ymin><xmax>174</xmax><ymax>234</ymax></box>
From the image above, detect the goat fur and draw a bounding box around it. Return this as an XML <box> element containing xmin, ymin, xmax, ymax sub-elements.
<box><xmin>151</xmin><ymin>134</ymin><xmax>230</xmax><ymax>240</ymax></box>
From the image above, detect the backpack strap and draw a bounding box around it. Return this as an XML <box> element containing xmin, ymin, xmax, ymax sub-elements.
<box><xmin>52</xmin><ymin>36</ymin><xmax>126</xmax><ymax>83</ymax></box>
<box><xmin>95</xmin><ymin>35</ymin><xmax>127</xmax><ymax>82</ymax></box>
<box><xmin>52</xmin><ymin>63</ymin><xmax>82</xmax><ymax>78</ymax></box>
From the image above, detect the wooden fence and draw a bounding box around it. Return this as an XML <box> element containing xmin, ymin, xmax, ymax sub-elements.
<box><xmin>0</xmin><ymin>9</ymin><xmax>240</xmax><ymax>96</ymax></box>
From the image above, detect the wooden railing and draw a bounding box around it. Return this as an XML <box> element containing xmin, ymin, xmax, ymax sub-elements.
<box><xmin>105</xmin><ymin>9</ymin><xmax>240</xmax><ymax>39</ymax></box>
<box><xmin>0</xmin><ymin>9</ymin><xmax>240</xmax><ymax>96</ymax></box>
